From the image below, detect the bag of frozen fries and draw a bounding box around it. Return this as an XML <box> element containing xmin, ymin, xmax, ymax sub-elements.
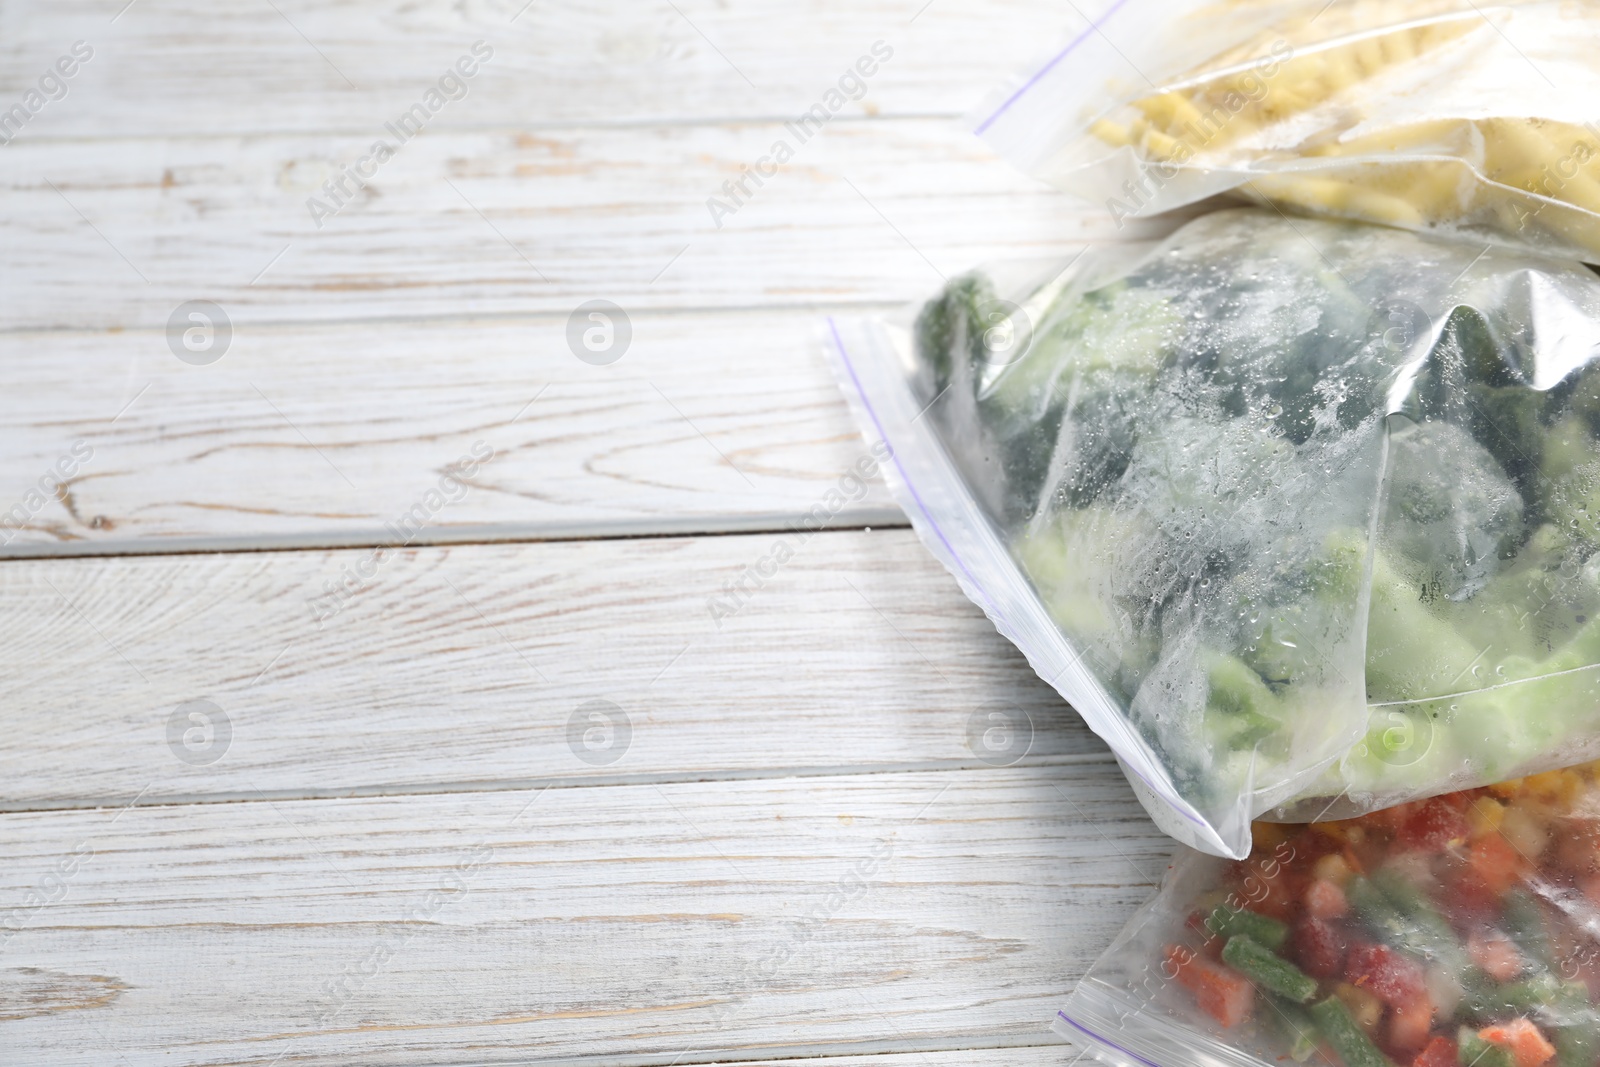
<box><xmin>975</xmin><ymin>0</ymin><xmax>1600</xmax><ymax>263</ymax></box>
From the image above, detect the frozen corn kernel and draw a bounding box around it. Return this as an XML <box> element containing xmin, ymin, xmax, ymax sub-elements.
<box><xmin>1500</xmin><ymin>808</ymin><xmax>1550</xmax><ymax>861</ymax></box>
<box><xmin>1469</xmin><ymin>796</ymin><xmax>1507</xmax><ymax>838</ymax></box>
<box><xmin>1312</xmin><ymin>852</ymin><xmax>1352</xmax><ymax>886</ymax></box>
<box><xmin>1334</xmin><ymin>982</ymin><xmax>1384</xmax><ymax>1034</ymax></box>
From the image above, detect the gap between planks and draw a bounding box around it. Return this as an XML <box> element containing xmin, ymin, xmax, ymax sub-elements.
<box><xmin>0</xmin><ymin>509</ymin><xmax>910</xmax><ymax>562</ymax></box>
<box><xmin>0</xmin><ymin>751</ymin><xmax>1119</xmax><ymax>815</ymax></box>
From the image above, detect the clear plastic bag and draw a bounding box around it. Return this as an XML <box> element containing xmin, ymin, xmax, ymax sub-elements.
<box><xmin>974</xmin><ymin>0</ymin><xmax>1600</xmax><ymax>264</ymax></box>
<box><xmin>826</xmin><ymin>207</ymin><xmax>1600</xmax><ymax>859</ymax></box>
<box><xmin>1061</xmin><ymin>763</ymin><xmax>1600</xmax><ymax>1067</ymax></box>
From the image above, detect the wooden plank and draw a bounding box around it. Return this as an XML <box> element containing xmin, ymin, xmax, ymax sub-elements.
<box><xmin>1</xmin><ymin>0</ymin><xmax>1081</xmax><ymax>135</ymax></box>
<box><xmin>0</xmin><ymin>529</ymin><xmax>1102</xmax><ymax>810</ymax></box>
<box><xmin>0</xmin><ymin>765</ymin><xmax>1168</xmax><ymax>1066</ymax></box>
<box><xmin>0</xmin><ymin>307</ymin><xmax>903</xmax><ymax>555</ymax></box>
<box><xmin>0</xmin><ymin>117</ymin><xmax>1189</xmax><ymax>550</ymax></box>
<box><xmin>0</xmin><ymin>119</ymin><xmax>1169</xmax><ymax>333</ymax></box>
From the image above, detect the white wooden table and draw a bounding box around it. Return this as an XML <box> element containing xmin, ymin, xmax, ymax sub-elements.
<box><xmin>0</xmin><ymin>2</ymin><xmax>1177</xmax><ymax>1063</ymax></box>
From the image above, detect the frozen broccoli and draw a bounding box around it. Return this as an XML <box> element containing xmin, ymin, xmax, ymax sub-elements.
<box><xmin>1380</xmin><ymin>419</ymin><xmax>1525</xmax><ymax>601</ymax></box>
<box><xmin>902</xmin><ymin>209</ymin><xmax>1600</xmax><ymax>834</ymax></box>
<box><xmin>911</xmin><ymin>271</ymin><xmax>991</xmax><ymax>397</ymax></box>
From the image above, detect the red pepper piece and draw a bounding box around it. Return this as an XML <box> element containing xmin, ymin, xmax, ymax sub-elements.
<box><xmin>1398</xmin><ymin>797</ymin><xmax>1470</xmax><ymax>852</ymax></box>
<box><xmin>1289</xmin><ymin>916</ymin><xmax>1347</xmax><ymax>980</ymax></box>
<box><xmin>1470</xmin><ymin>833</ymin><xmax>1527</xmax><ymax>896</ymax></box>
<box><xmin>1412</xmin><ymin>1035</ymin><xmax>1458</xmax><ymax>1067</ymax></box>
<box><xmin>1346</xmin><ymin>941</ymin><xmax>1426</xmax><ymax>1007</ymax></box>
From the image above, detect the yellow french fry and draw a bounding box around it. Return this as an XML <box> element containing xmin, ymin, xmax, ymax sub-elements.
<box><xmin>1353</xmin><ymin>34</ymin><xmax>1387</xmax><ymax>75</ymax></box>
<box><xmin>1090</xmin><ymin>117</ymin><xmax>1133</xmax><ymax>148</ymax></box>
<box><xmin>1250</xmin><ymin>172</ymin><xmax>1426</xmax><ymax>228</ymax></box>
<box><xmin>1140</xmin><ymin>124</ymin><xmax>1188</xmax><ymax>161</ymax></box>
<box><xmin>1085</xmin><ymin>2</ymin><xmax>1600</xmax><ymax>258</ymax></box>
<box><xmin>1380</xmin><ymin>27</ymin><xmax>1419</xmax><ymax>64</ymax></box>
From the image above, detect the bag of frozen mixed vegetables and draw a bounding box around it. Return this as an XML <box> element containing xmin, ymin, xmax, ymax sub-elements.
<box><xmin>826</xmin><ymin>207</ymin><xmax>1600</xmax><ymax>859</ymax></box>
<box><xmin>974</xmin><ymin>0</ymin><xmax>1600</xmax><ymax>263</ymax></box>
<box><xmin>1060</xmin><ymin>763</ymin><xmax>1600</xmax><ymax>1067</ymax></box>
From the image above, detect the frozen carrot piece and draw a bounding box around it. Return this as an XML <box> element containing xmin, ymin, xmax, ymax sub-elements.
<box><xmin>1479</xmin><ymin>1018</ymin><xmax>1557</xmax><ymax>1067</ymax></box>
<box><xmin>1164</xmin><ymin>944</ymin><xmax>1254</xmax><ymax>1028</ymax></box>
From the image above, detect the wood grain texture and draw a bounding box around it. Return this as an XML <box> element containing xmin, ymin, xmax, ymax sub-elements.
<box><xmin>0</xmin><ymin>308</ymin><xmax>903</xmax><ymax>555</ymax></box>
<box><xmin>0</xmin><ymin>766</ymin><xmax>1168</xmax><ymax>1066</ymax></box>
<box><xmin>0</xmin><ymin>528</ymin><xmax>1102</xmax><ymax>810</ymax></box>
<box><xmin>0</xmin><ymin>4</ymin><xmax>1176</xmax><ymax>1065</ymax></box>
<box><xmin>1</xmin><ymin>119</ymin><xmax>1167</xmax><ymax>334</ymax></box>
<box><xmin>0</xmin><ymin>116</ymin><xmax>1191</xmax><ymax>550</ymax></box>
<box><xmin>0</xmin><ymin>0</ymin><xmax>1082</xmax><ymax>134</ymax></box>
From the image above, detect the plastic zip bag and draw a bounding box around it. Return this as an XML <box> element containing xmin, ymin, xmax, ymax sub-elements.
<box><xmin>1060</xmin><ymin>763</ymin><xmax>1600</xmax><ymax>1067</ymax></box>
<box><xmin>826</xmin><ymin>207</ymin><xmax>1600</xmax><ymax>859</ymax></box>
<box><xmin>974</xmin><ymin>0</ymin><xmax>1600</xmax><ymax>264</ymax></box>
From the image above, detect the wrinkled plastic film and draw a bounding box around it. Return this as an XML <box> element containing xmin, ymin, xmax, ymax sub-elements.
<box><xmin>827</xmin><ymin>208</ymin><xmax>1600</xmax><ymax>858</ymax></box>
<box><xmin>826</xmin><ymin>314</ymin><xmax>1227</xmax><ymax>854</ymax></box>
<box><xmin>975</xmin><ymin>0</ymin><xmax>1600</xmax><ymax>264</ymax></box>
<box><xmin>1062</xmin><ymin>765</ymin><xmax>1600</xmax><ymax>1067</ymax></box>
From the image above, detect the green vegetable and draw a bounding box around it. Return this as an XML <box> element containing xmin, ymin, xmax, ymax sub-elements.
<box><xmin>1457</xmin><ymin>968</ymin><xmax>1507</xmax><ymax>1025</ymax></box>
<box><xmin>1204</xmin><ymin>903</ymin><xmax>1288</xmax><ymax>949</ymax></box>
<box><xmin>1502</xmin><ymin>890</ymin><xmax>1557</xmax><ymax>972</ymax></box>
<box><xmin>1456</xmin><ymin>967</ymin><xmax>1590</xmax><ymax>1042</ymax></box>
<box><xmin>1555</xmin><ymin>1018</ymin><xmax>1600</xmax><ymax>1067</ymax></box>
<box><xmin>909</xmin><ymin>210</ymin><xmax>1600</xmax><ymax>829</ymax></box>
<box><xmin>1203</xmin><ymin>655</ymin><xmax>1287</xmax><ymax>757</ymax></box>
<box><xmin>1461</xmin><ymin>972</ymin><xmax>1571</xmax><ymax>1022</ymax></box>
<box><xmin>1346</xmin><ymin>876</ymin><xmax>1411</xmax><ymax>941</ymax></box>
<box><xmin>1362</xmin><ymin>550</ymin><xmax>1485</xmax><ymax>705</ymax></box>
<box><xmin>1466</xmin><ymin>380</ymin><xmax>1546</xmax><ymax>506</ymax></box>
<box><xmin>1263</xmin><ymin>995</ymin><xmax>1320</xmax><ymax>1063</ymax></box>
<box><xmin>912</xmin><ymin>272</ymin><xmax>989</xmax><ymax>395</ymax></box>
<box><xmin>1310</xmin><ymin>996</ymin><xmax>1391</xmax><ymax>1067</ymax></box>
<box><xmin>1459</xmin><ymin>1026</ymin><xmax>1517</xmax><ymax>1067</ymax></box>
<box><xmin>1381</xmin><ymin>420</ymin><xmax>1525</xmax><ymax>602</ymax></box>
<box><xmin>1221</xmin><ymin>935</ymin><xmax>1317</xmax><ymax>1002</ymax></box>
<box><xmin>1369</xmin><ymin>869</ymin><xmax>1470</xmax><ymax>972</ymax></box>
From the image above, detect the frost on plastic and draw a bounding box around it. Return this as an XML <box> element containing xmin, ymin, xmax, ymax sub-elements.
<box><xmin>1060</xmin><ymin>766</ymin><xmax>1600</xmax><ymax>1067</ymax></box>
<box><xmin>974</xmin><ymin>0</ymin><xmax>1600</xmax><ymax>264</ymax></box>
<box><xmin>826</xmin><ymin>209</ymin><xmax>1600</xmax><ymax>858</ymax></box>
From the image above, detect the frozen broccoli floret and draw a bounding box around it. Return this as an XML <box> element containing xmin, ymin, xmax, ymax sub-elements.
<box><xmin>1441</xmin><ymin>523</ymin><xmax>1599</xmax><ymax>661</ymax></box>
<box><xmin>1204</xmin><ymin>653</ymin><xmax>1284</xmax><ymax>753</ymax></box>
<box><xmin>1035</xmin><ymin>285</ymin><xmax>1177</xmax><ymax>503</ymax></box>
<box><xmin>1126</xmin><ymin>227</ymin><xmax>1392</xmax><ymax>446</ymax></box>
<box><xmin>914</xmin><ymin>272</ymin><xmax>1059</xmax><ymax>522</ymax></box>
<box><xmin>1231</xmin><ymin>528</ymin><xmax>1367</xmax><ymax>690</ymax></box>
<box><xmin>915</xmin><ymin>271</ymin><xmax>1183</xmax><ymax>523</ymax></box>
<box><xmin>1364</xmin><ymin>546</ymin><xmax>1486</xmax><ymax>704</ymax></box>
<box><xmin>1380</xmin><ymin>419</ymin><xmax>1525</xmax><ymax>601</ymax></box>
<box><xmin>1416</xmin><ymin>304</ymin><xmax>1559</xmax><ymax>507</ymax></box>
<box><xmin>1537</xmin><ymin>411</ymin><xmax>1600</xmax><ymax>550</ymax></box>
<box><xmin>912</xmin><ymin>272</ymin><xmax>991</xmax><ymax>396</ymax></box>
<box><xmin>1466</xmin><ymin>382</ymin><xmax>1547</xmax><ymax>502</ymax></box>
<box><xmin>985</xmin><ymin>281</ymin><xmax>1173</xmax><ymax>411</ymax></box>
<box><xmin>1447</xmin><ymin>304</ymin><xmax>1516</xmax><ymax>387</ymax></box>
<box><xmin>979</xmin><ymin>282</ymin><xmax>1180</xmax><ymax>512</ymax></box>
